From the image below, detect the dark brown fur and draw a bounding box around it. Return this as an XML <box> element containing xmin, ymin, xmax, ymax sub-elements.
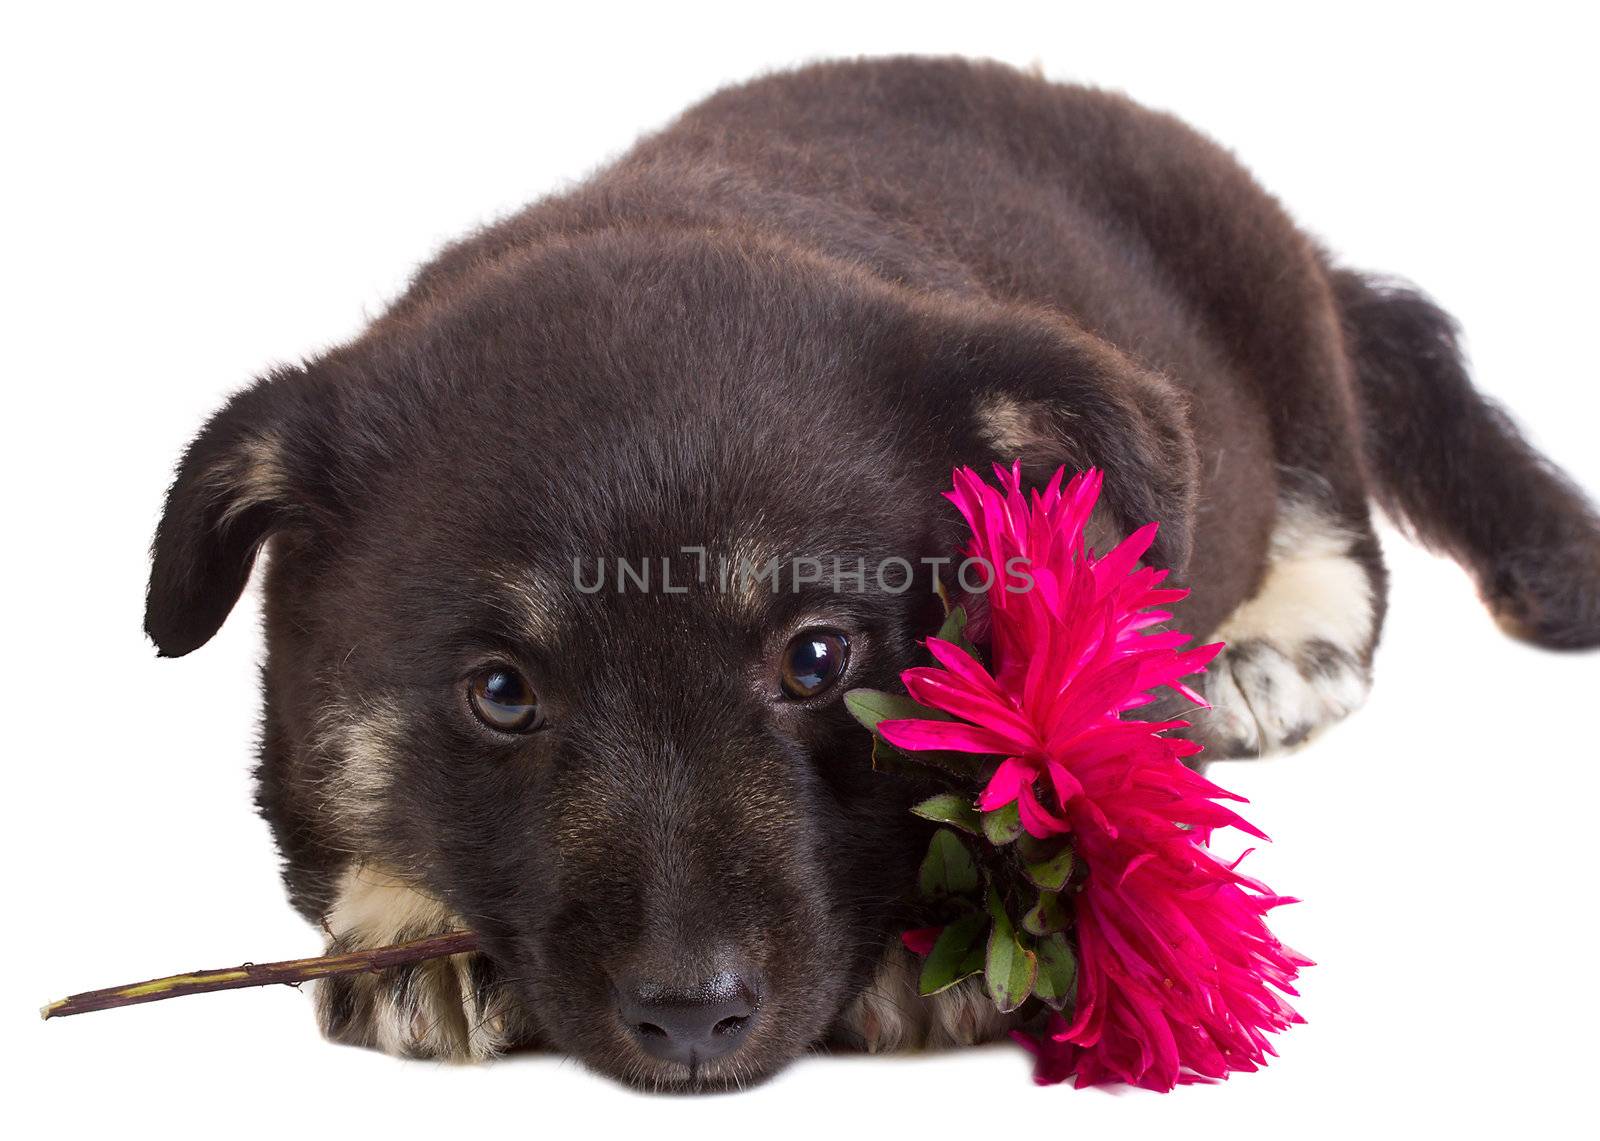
<box><xmin>144</xmin><ymin>57</ymin><xmax>1600</xmax><ymax>1090</ymax></box>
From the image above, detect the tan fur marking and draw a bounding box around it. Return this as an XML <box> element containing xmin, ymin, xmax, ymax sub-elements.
<box><xmin>974</xmin><ymin>392</ymin><xmax>1124</xmax><ymax>554</ymax></box>
<box><xmin>487</xmin><ymin>564</ymin><xmax>566</xmax><ymax>644</ymax></box>
<box><xmin>209</xmin><ymin>431</ymin><xmax>290</xmax><ymax>525</ymax></box>
<box><xmin>325</xmin><ymin>865</ymin><xmax>460</xmax><ymax>946</ymax></box>
<box><xmin>976</xmin><ymin>391</ymin><xmax>1033</xmax><ymax>458</ymax></box>
<box><xmin>310</xmin><ymin>697</ymin><xmax>407</xmax><ymax>838</ymax></box>
<box><xmin>722</xmin><ymin>535</ymin><xmax>782</xmax><ymax>613</ymax></box>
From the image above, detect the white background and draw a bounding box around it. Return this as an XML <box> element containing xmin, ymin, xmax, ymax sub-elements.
<box><xmin>4</xmin><ymin>2</ymin><xmax>1597</xmax><ymax>1137</ymax></box>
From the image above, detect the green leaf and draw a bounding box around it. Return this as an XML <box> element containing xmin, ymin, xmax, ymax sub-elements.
<box><xmin>844</xmin><ymin>689</ymin><xmax>953</xmax><ymax>736</ymax></box>
<box><xmin>919</xmin><ymin>829</ymin><xmax>981</xmax><ymax>899</ymax></box>
<box><xmin>981</xmin><ymin>800</ymin><xmax>1024</xmax><ymax>846</ymax></box>
<box><xmin>1018</xmin><ymin>833</ymin><xmax>1076</xmax><ymax>892</ymax></box>
<box><xmin>870</xmin><ymin>737</ymin><xmax>940</xmax><ymax>778</ymax></box>
<box><xmin>872</xmin><ymin>737</ymin><xmax>989</xmax><ymax>783</ymax></box>
<box><xmin>1022</xmin><ymin>889</ymin><xmax>1071</xmax><ymax>936</ymax></box>
<box><xmin>983</xmin><ymin>887</ymin><xmax>1037</xmax><ymax>1013</ymax></box>
<box><xmin>843</xmin><ymin>687</ymin><xmax>999</xmax><ymax>784</ymax></box>
<box><xmin>917</xmin><ymin>911</ymin><xmax>988</xmax><ymax>996</ymax></box>
<box><xmin>911</xmin><ymin>792</ymin><xmax>981</xmax><ymax>835</ymax></box>
<box><xmin>918</xmin><ymin>750</ymin><xmax>993</xmax><ymax>781</ymax></box>
<box><xmin>850</xmin><ymin>705</ymin><xmax>990</xmax><ymax>783</ymax></box>
<box><xmin>935</xmin><ymin>606</ymin><xmax>981</xmax><ymax>658</ymax></box>
<box><xmin>869</xmin><ymin>737</ymin><xmax>912</xmax><ymax>776</ymax></box>
<box><xmin>1032</xmin><ymin>932</ymin><xmax>1078</xmax><ymax>1011</ymax></box>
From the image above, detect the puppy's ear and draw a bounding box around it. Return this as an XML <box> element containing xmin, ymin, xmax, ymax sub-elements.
<box><xmin>146</xmin><ymin>366</ymin><xmax>331</xmax><ymax>657</ymax></box>
<box><xmin>935</xmin><ymin>311</ymin><xmax>1199</xmax><ymax>572</ymax></box>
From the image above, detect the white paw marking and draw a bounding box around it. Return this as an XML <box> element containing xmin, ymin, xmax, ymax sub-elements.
<box><xmin>1197</xmin><ymin>501</ymin><xmax>1376</xmax><ymax>758</ymax></box>
<box><xmin>315</xmin><ymin>865</ymin><xmax>512</xmax><ymax>1062</ymax></box>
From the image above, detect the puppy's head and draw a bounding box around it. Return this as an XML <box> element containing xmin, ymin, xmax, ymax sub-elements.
<box><xmin>147</xmin><ymin>233</ymin><xmax>1194</xmax><ymax>1088</ymax></box>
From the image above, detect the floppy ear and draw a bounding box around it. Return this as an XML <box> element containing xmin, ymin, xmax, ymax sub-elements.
<box><xmin>936</xmin><ymin>309</ymin><xmax>1200</xmax><ymax>572</ymax></box>
<box><xmin>146</xmin><ymin>366</ymin><xmax>330</xmax><ymax>657</ymax></box>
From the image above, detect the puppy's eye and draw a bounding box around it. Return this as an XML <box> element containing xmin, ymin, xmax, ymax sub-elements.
<box><xmin>467</xmin><ymin>667</ymin><xmax>544</xmax><ymax>733</ymax></box>
<box><xmin>780</xmin><ymin>629</ymin><xmax>850</xmax><ymax>699</ymax></box>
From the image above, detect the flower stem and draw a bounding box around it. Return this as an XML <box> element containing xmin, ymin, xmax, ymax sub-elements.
<box><xmin>40</xmin><ymin>931</ymin><xmax>480</xmax><ymax>1019</ymax></box>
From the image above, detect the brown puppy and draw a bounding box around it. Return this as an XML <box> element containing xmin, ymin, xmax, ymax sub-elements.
<box><xmin>145</xmin><ymin>57</ymin><xmax>1600</xmax><ymax>1090</ymax></box>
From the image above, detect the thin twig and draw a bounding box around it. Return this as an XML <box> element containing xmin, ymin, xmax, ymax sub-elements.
<box><xmin>40</xmin><ymin>931</ymin><xmax>480</xmax><ymax>1019</ymax></box>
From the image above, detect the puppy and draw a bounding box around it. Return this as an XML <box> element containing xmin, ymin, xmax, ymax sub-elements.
<box><xmin>146</xmin><ymin>58</ymin><xmax>1600</xmax><ymax>1090</ymax></box>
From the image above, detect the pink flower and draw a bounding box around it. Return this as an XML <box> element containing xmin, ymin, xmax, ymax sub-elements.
<box><xmin>879</xmin><ymin>464</ymin><xmax>1309</xmax><ymax>1090</ymax></box>
<box><xmin>900</xmin><ymin>927</ymin><xmax>943</xmax><ymax>956</ymax></box>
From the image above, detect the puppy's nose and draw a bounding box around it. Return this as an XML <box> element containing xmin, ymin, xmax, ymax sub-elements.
<box><xmin>618</xmin><ymin>969</ymin><xmax>759</xmax><ymax>1066</ymax></box>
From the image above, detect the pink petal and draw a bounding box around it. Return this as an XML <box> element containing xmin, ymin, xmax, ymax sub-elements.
<box><xmin>1018</xmin><ymin>783</ymin><xmax>1073</xmax><ymax>837</ymax></box>
<box><xmin>923</xmin><ymin>637</ymin><xmax>1008</xmax><ymax>698</ymax></box>
<box><xmin>901</xmin><ymin>926</ymin><xmax>942</xmax><ymax>956</ymax></box>
<box><xmin>878</xmin><ymin>717</ymin><xmax>1022</xmax><ymax>756</ymax></box>
<box><xmin>977</xmin><ymin>756</ymin><xmax>1032</xmax><ymax>811</ymax></box>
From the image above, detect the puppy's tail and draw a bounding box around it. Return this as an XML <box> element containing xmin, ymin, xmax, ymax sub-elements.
<box><xmin>1333</xmin><ymin>269</ymin><xmax>1600</xmax><ymax>649</ymax></box>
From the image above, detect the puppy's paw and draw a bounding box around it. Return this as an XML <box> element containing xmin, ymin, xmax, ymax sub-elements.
<box><xmin>315</xmin><ymin>941</ymin><xmax>517</xmax><ymax>1061</ymax></box>
<box><xmin>834</xmin><ymin>941</ymin><xmax>1020</xmax><ymax>1053</ymax></box>
<box><xmin>1189</xmin><ymin>501</ymin><xmax>1379</xmax><ymax>759</ymax></box>
<box><xmin>313</xmin><ymin>865</ymin><xmax>523</xmax><ymax>1061</ymax></box>
<box><xmin>1195</xmin><ymin>637</ymin><xmax>1370</xmax><ymax>757</ymax></box>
